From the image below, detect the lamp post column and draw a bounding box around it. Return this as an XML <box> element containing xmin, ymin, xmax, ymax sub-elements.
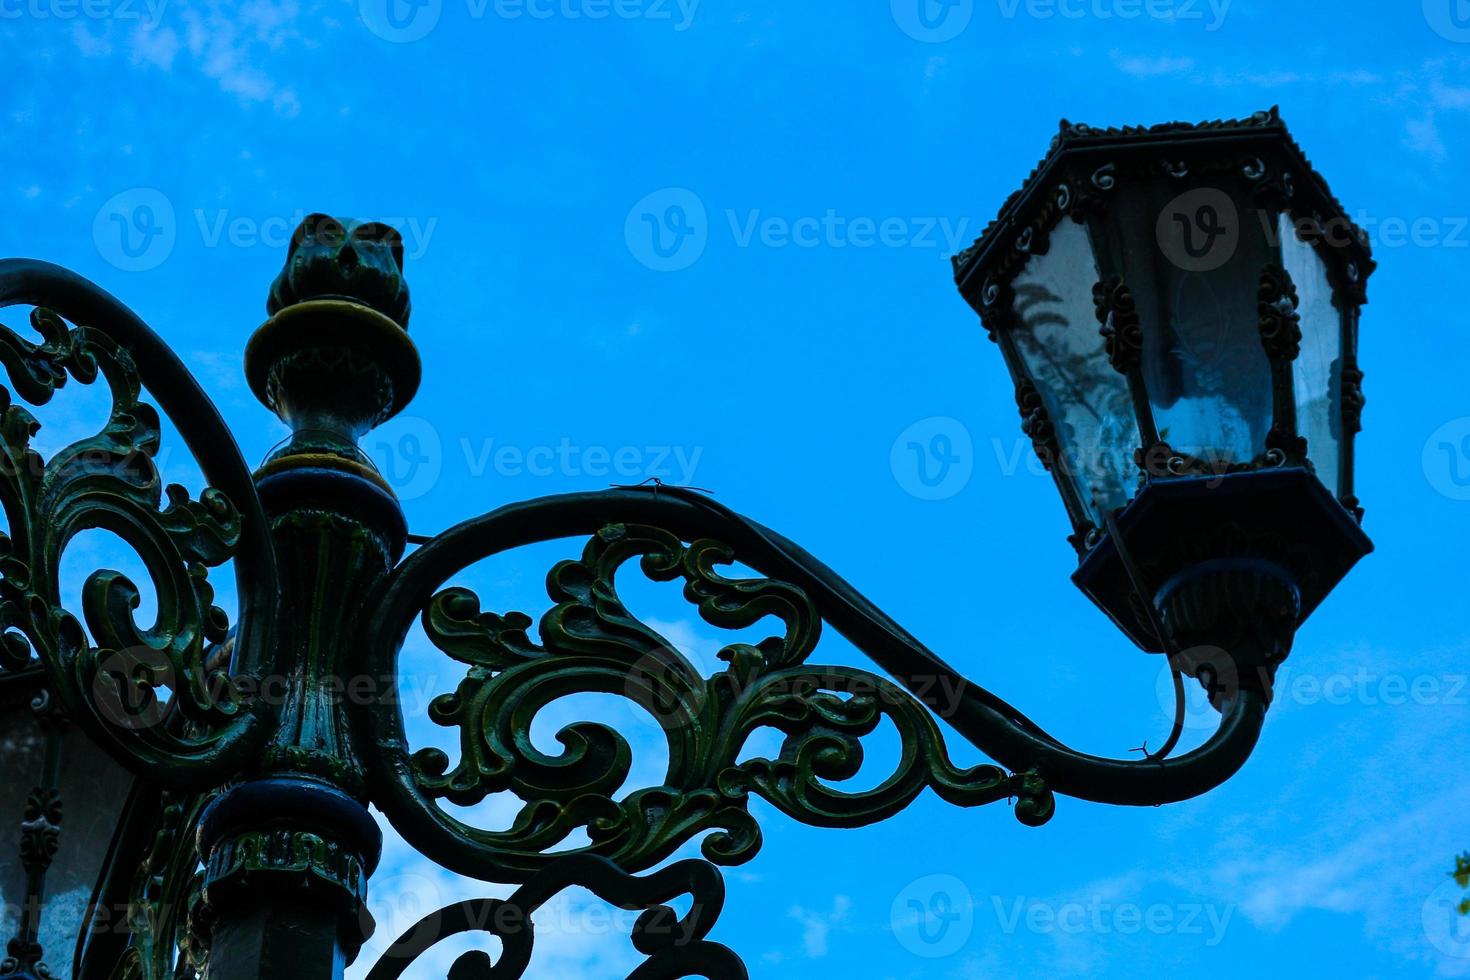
<box><xmin>192</xmin><ymin>215</ymin><xmax>420</xmax><ymax>980</ymax></box>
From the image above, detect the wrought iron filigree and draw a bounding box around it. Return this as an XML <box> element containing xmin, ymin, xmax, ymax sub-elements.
<box><xmin>3</xmin><ymin>698</ymin><xmax>64</xmax><ymax>980</ymax></box>
<box><xmin>364</xmin><ymin>855</ymin><xmax>745</xmax><ymax>980</ymax></box>
<box><xmin>91</xmin><ymin>791</ymin><xmax>210</xmax><ymax>980</ymax></box>
<box><xmin>1258</xmin><ymin>263</ymin><xmax>1309</xmax><ymax>466</ymax></box>
<box><xmin>0</xmin><ymin>260</ymin><xmax>277</xmax><ymax>785</ymax></box>
<box><xmin>0</xmin><ymin>309</ymin><xmax>241</xmax><ymax>769</ymax></box>
<box><xmin>1257</xmin><ymin>263</ymin><xmax>1303</xmax><ymax>362</ymax></box>
<box><xmin>354</xmin><ymin>514</ymin><xmax>1063</xmax><ymax>887</ymax></box>
<box><xmin>1092</xmin><ymin>275</ymin><xmax>1143</xmax><ymax>374</ymax></box>
<box><xmin>380</xmin><ymin>523</ymin><xmax>1046</xmax><ymax>882</ymax></box>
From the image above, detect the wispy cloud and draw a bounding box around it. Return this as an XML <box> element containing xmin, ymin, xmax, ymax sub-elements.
<box><xmin>61</xmin><ymin>0</ymin><xmax>311</xmax><ymax>115</ymax></box>
<box><xmin>788</xmin><ymin>894</ymin><xmax>853</xmax><ymax>959</ymax></box>
<box><xmin>1405</xmin><ymin>113</ymin><xmax>1448</xmax><ymax>162</ymax></box>
<box><xmin>1109</xmin><ymin>52</ymin><xmax>1195</xmax><ymax>78</ymax></box>
<box><xmin>130</xmin><ymin>24</ymin><xmax>181</xmax><ymax>71</ymax></box>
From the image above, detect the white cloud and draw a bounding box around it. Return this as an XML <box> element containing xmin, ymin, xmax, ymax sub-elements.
<box><xmin>358</xmin><ymin>812</ymin><xmax>651</xmax><ymax>979</ymax></box>
<box><xmin>59</xmin><ymin>0</ymin><xmax>311</xmax><ymax>115</ymax></box>
<box><xmin>788</xmin><ymin>894</ymin><xmax>852</xmax><ymax>959</ymax></box>
<box><xmin>1405</xmin><ymin>114</ymin><xmax>1447</xmax><ymax>162</ymax></box>
<box><xmin>70</xmin><ymin>19</ymin><xmax>114</xmax><ymax>57</ymax></box>
<box><xmin>1432</xmin><ymin>80</ymin><xmax>1470</xmax><ymax>111</ymax></box>
<box><xmin>1328</xmin><ymin>70</ymin><xmax>1383</xmax><ymax>85</ymax></box>
<box><xmin>1109</xmin><ymin>52</ymin><xmax>1195</xmax><ymax>78</ymax></box>
<box><xmin>189</xmin><ymin>349</ymin><xmax>244</xmax><ymax>392</ymax></box>
<box><xmin>129</xmin><ymin>24</ymin><xmax>180</xmax><ymax>70</ymax></box>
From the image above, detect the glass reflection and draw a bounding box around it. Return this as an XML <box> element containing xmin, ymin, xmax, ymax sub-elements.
<box><xmin>0</xmin><ymin>676</ymin><xmax>133</xmax><ymax>980</ymax></box>
<box><xmin>1009</xmin><ymin>219</ymin><xmax>1138</xmax><ymax>521</ymax></box>
<box><xmin>1093</xmin><ymin>181</ymin><xmax>1275</xmax><ymax>470</ymax></box>
<box><xmin>1280</xmin><ymin>212</ymin><xmax>1344</xmax><ymax>498</ymax></box>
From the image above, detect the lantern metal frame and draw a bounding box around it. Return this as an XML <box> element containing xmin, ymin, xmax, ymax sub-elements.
<box><xmin>951</xmin><ymin>107</ymin><xmax>1374</xmax><ymax>654</ymax></box>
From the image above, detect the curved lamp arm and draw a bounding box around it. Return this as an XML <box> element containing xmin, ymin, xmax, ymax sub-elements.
<box><xmin>360</xmin><ymin>486</ymin><xmax>1266</xmax><ymax>883</ymax></box>
<box><xmin>389</xmin><ymin>487</ymin><xmax>1262</xmax><ymax>804</ymax></box>
<box><xmin>0</xmin><ymin>259</ymin><xmax>278</xmax><ymax>786</ymax></box>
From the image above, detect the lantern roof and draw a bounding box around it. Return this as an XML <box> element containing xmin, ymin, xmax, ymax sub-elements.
<box><xmin>952</xmin><ymin>106</ymin><xmax>1376</xmax><ymax>317</ymax></box>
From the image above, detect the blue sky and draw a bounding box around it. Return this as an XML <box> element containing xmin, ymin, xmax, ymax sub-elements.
<box><xmin>4</xmin><ymin>0</ymin><xmax>1470</xmax><ymax>976</ymax></box>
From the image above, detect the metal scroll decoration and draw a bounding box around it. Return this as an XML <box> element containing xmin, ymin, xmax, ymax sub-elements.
<box><xmin>0</xmin><ymin>260</ymin><xmax>276</xmax><ymax>785</ymax></box>
<box><xmin>360</xmin><ymin>518</ymin><xmax>1054</xmax><ymax>885</ymax></box>
<box><xmin>366</xmin><ymin>855</ymin><xmax>746</xmax><ymax>980</ymax></box>
<box><xmin>88</xmin><ymin>789</ymin><xmax>212</xmax><ymax>980</ymax></box>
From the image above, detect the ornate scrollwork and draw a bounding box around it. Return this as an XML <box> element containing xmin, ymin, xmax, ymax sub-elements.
<box><xmin>17</xmin><ymin>787</ymin><xmax>62</xmax><ymax>875</ymax></box>
<box><xmin>0</xmin><ymin>310</ymin><xmax>238</xmax><ymax>731</ymax></box>
<box><xmin>1342</xmin><ymin>363</ymin><xmax>1366</xmax><ymax>436</ymax></box>
<box><xmin>1257</xmin><ymin>263</ymin><xmax>1309</xmax><ymax>465</ymax></box>
<box><xmin>1067</xmin><ymin>162</ymin><xmax>1118</xmax><ymax>220</ymax></box>
<box><xmin>1092</xmin><ymin>275</ymin><xmax>1143</xmax><ymax>373</ymax></box>
<box><xmin>57</xmin><ymin>785</ymin><xmax>213</xmax><ymax>980</ymax></box>
<box><xmin>1014</xmin><ymin>377</ymin><xmax>1059</xmax><ymax>472</ymax></box>
<box><xmin>4</xmin><ymin>777</ymin><xmax>63</xmax><ymax>980</ymax></box>
<box><xmin>0</xmin><ymin>263</ymin><xmax>276</xmax><ymax>784</ymax></box>
<box><xmin>369</xmin><ymin>522</ymin><xmax>1050</xmax><ymax>883</ymax></box>
<box><xmin>99</xmin><ymin>793</ymin><xmax>210</xmax><ymax>980</ymax></box>
<box><xmin>1257</xmin><ymin>263</ymin><xmax>1303</xmax><ymax>362</ymax></box>
<box><xmin>366</xmin><ymin>855</ymin><xmax>745</xmax><ymax>980</ymax></box>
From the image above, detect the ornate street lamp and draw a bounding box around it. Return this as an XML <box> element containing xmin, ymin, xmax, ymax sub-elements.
<box><xmin>952</xmin><ymin>106</ymin><xmax>1374</xmax><ymax>691</ymax></box>
<box><xmin>0</xmin><ymin>109</ymin><xmax>1371</xmax><ymax>980</ymax></box>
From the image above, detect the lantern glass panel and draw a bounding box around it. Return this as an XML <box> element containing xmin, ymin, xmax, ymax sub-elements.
<box><xmin>1280</xmin><ymin>212</ymin><xmax>1344</xmax><ymax>498</ymax></box>
<box><xmin>1009</xmin><ymin>218</ymin><xmax>1137</xmax><ymax>521</ymax></box>
<box><xmin>1093</xmin><ymin>182</ymin><xmax>1276</xmax><ymax>468</ymax></box>
<box><xmin>0</xmin><ymin>681</ymin><xmax>134</xmax><ymax>980</ymax></box>
<box><xmin>0</xmin><ymin>696</ymin><xmax>47</xmax><ymax>947</ymax></box>
<box><xmin>39</xmin><ymin>728</ymin><xmax>134</xmax><ymax>978</ymax></box>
